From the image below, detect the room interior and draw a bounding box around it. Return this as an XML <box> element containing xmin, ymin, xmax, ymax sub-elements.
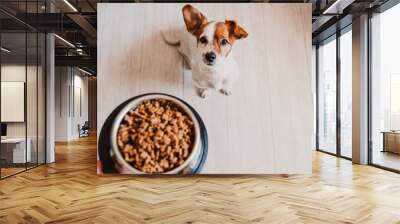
<box><xmin>0</xmin><ymin>0</ymin><xmax>400</xmax><ymax>223</ymax></box>
<box><xmin>0</xmin><ymin>30</ymin><xmax>46</xmax><ymax>178</ymax></box>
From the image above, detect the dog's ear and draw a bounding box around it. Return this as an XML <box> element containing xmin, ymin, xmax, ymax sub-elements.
<box><xmin>182</xmin><ymin>5</ymin><xmax>208</xmax><ymax>37</ymax></box>
<box><xmin>225</xmin><ymin>20</ymin><xmax>248</xmax><ymax>40</ymax></box>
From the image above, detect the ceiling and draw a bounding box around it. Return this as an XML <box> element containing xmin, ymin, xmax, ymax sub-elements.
<box><xmin>0</xmin><ymin>0</ymin><xmax>393</xmax><ymax>75</ymax></box>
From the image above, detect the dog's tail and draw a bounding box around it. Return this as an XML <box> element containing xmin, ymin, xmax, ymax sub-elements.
<box><xmin>161</xmin><ymin>31</ymin><xmax>180</xmax><ymax>47</ymax></box>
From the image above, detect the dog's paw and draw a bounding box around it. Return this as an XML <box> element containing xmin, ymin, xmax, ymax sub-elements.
<box><xmin>199</xmin><ymin>89</ymin><xmax>209</xmax><ymax>98</ymax></box>
<box><xmin>220</xmin><ymin>88</ymin><xmax>232</xmax><ymax>96</ymax></box>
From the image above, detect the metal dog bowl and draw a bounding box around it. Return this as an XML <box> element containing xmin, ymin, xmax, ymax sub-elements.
<box><xmin>109</xmin><ymin>93</ymin><xmax>207</xmax><ymax>174</ymax></box>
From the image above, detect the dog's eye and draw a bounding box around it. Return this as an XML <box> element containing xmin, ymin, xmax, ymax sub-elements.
<box><xmin>221</xmin><ymin>39</ymin><xmax>228</xmax><ymax>46</ymax></box>
<box><xmin>199</xmin><ymin>37</ymin><xmax>208</xmax><ymax>44</ymax></box>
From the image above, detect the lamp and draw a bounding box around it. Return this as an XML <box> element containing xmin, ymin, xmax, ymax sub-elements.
<box><xmin>54</xmin><ymin>34</ymin><xmax>75</xmax><ymax>48</ymax></box>
<box><xmin>1</xmin><ymin>47</ymin><xmax>11</xmax><ymax>53</ymax></box>
<box><xmin>63</xmin><ymin>0</ymin><xmax>78</xmax><ymax>12</ymax></box>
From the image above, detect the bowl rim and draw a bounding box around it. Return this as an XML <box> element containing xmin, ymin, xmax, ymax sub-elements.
<box><xmin>110</xmin><ymin>94</ymin><xmax>201</xmax><ymax>174</ymax></box>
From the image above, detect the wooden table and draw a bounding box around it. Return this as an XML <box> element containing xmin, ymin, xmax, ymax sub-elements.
<box><xmin>382</xmin><ymin>131</ymin><xmax>400</xmax><ymax>154</ymax></box>
<box><xmin>1</xmin><ymin>138</ymin><xmax>32</xmax><ymax>164</ymax></box>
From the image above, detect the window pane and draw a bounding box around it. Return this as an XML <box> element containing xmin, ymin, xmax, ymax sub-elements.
<box><xmin>340</xmin><ymin>29</ymin><xmax>352</xmax><ymax>158</ymax></box>
<box><xmin>318</xmin><ymin>37</ymin><xmax>337</xmax><ymax>154</ymax></box>
<box><xmin>371</xmin><ymin>3</ymin><xmax>400</xmax><ymax>171</ymax></box>
<box><xmin>27</xmin><ymin>31</ymin><xmax>38</xmax><ymax>169</ymax></box>
<box><xmin>1</xmin><ymin>31</ymin><xmax>28</xmax><ymax>177</ymax></box>
<box><xmin>312</xmin><ymin>46</ymin><xmax>317</xmax><ymax>150</ymax></box>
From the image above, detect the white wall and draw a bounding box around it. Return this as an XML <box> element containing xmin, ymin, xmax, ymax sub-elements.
<box><xmin>1</xmin><ymin>65</ymin><xmax>37</xmax><ymax>138</ymax></box>
<box><xmin>1</xmin><ymin>66</ymin><xmax>26</xmax><ymax>141</ymax></box>
<box><xmin>54</xmin><ymin>67</ymin><xmax>89</xmax><ymax>141</ymax></box>
<box><xmin>1</xmin><ymin>64</ymin><xmax>46</xmax><ymax>163</ymax></box>
<box><xmin>55</xmin><ymin>67</ymin><xmax>70</xmax><ymax>141</ymax></box>
<box><xmin>71</xmin><ymin>73</ymin><xmax>89</xmax><ymax>138</ymax></box>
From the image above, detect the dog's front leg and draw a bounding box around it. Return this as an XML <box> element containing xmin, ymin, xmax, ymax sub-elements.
<box><xmin>220</xmin><ymin>88</ymin><xmax>232</xmax><ymax>95</ymax></box>
<box><xmin>193</xmin><ymin>74</ymin><xmax>210</xmax><ymax>98</ymax></box>
<box><xmin>198</xmin><ymin>88</ymin><xmax>210</xmax><ymax>98</ymax></box>
<box><xmin>220</xmin><ymin>74</ymin><xmax>238</xmax><ymax>96</ymax></box>
<box><xmin>220</xmin><ymin>81</ymin><xmax>234</xmax><ymax>96</ymax></box>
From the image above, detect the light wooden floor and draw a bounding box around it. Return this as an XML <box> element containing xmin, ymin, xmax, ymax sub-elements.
<box><xmin>1</xmin><ymin>136</ymin><xmax>400</xmax><ymax>223</ymax></box>
<box><xmin>1</xmin><ymin>164</ymin><xmax>44</xmax><ymax>178</ymax></box>
<box><xmin>1</xmin><ymin>167</ymin><xmax>26</xmax><ymax>178</ymax></box>
<box><xmin>373</xmin><ymin>150</ymin><xmax>400</xmax><ymax>171</ymax></box>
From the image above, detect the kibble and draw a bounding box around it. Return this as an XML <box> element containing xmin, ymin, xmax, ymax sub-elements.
<box><xmin>117</xmin><ymin>99</ymin><xmax>194</xmax><ymax>173</ymax></box>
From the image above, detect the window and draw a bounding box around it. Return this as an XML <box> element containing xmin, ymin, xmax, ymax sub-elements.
<box><xmin>371</xmin><ymin>3</ymin><xmax>400</xmax><ymax>171</ymax></box>
<box><xmin>390</xmin><ymin>74</ymin><xmax>400</xmax><ymax>130</ymax></box>
<box><xmin>0</xmin><ymin>1</ymin><xmax>47</xmax><ymax>179</ymax></box>
<box><xmin>340</xmin><ymin>29</ymin><xmax>352</xmax><ymax>158</ymax></box>
<box><xmin>317</xmin><ymin>37</ymin><xmax>337</xmax><ymax>154</ymax></box>
<box><xmin>316</xmin><ymin>26</ymin><xmax>353</xmax><ymax>159</ymax></box>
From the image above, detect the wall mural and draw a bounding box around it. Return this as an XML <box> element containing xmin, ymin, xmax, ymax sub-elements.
<box><xmin>97</xmin><ymin>3</ymin><xmax>313</xmax><ymax>175</ymax></box>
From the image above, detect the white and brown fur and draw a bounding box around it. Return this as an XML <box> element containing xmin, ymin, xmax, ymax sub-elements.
<box><xmin>162</xmin><ymin>4</ymin><xmax>248</xmax><ymax>98</ymax></box>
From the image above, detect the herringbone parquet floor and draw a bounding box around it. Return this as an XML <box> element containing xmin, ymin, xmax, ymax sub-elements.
<box><xmin>1</xmin><ymin>135</ymin><xmax>400</xmax><ymax>224</ymax></box>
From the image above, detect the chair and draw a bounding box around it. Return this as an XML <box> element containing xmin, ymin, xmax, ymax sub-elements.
<box><xmin>78</xmin><ymin>121</ymin><xmax>90</xmax><ymax>138</ymax></box>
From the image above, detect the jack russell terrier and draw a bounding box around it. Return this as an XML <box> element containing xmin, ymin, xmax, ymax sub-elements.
<box><xmin>162</xmin><ymin>4</ymin><xmax>248</xmax><ymax>98</ymax></box>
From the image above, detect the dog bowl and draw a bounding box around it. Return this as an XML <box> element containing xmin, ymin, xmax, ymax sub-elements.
<box><xmin>110</xmin><ymin>94</ymin><xmax>202</xmax><ymax>174</ymax></box>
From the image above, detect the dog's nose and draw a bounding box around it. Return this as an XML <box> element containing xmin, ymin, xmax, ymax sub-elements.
<box><xmin>205</xmin><ymin>52</ymin><xmax>216</xmax><ymax>63</ymax></box>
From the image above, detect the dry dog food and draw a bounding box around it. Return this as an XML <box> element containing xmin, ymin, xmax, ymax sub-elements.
<box><xmin>117</xmin><ymin>99</ymin><xmax>194</xmax><ymax>173</ymax></box>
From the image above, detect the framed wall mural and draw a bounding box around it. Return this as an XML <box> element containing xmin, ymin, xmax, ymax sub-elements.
<box><xmin>97</xmin><ymin>3</ymin><xmax>313</xmax><ymax>175</ymax></box>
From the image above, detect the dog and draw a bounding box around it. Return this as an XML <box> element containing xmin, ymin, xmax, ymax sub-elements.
<box><xmin>162</xmin><ymin>4</ymin><xmax>248</xmax><ymax>98</ymax></box>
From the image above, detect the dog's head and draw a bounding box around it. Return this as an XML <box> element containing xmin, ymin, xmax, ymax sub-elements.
<box><xmin>182</xmin><ymin>4</ymin><xmax>248</xmax><ymax>66</ymax></box>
